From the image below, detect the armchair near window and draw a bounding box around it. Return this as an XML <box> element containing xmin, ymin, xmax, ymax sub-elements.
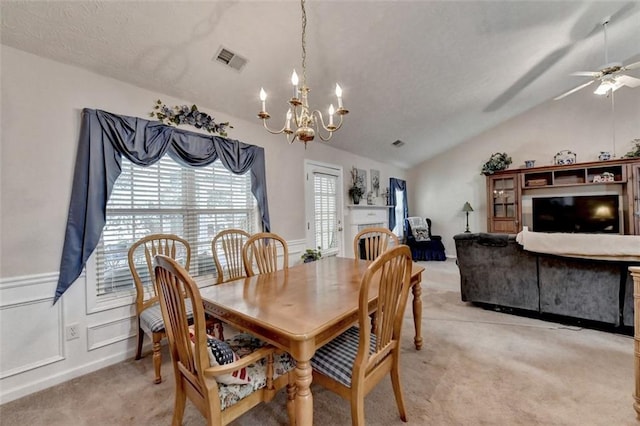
<box><xmin>406</xmin><ymin>217</ymin><xmax>446</xmax><ymax>261</ymax></box>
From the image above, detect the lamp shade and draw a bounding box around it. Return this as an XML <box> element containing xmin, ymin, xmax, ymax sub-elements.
<box><xmin>462</xmin><ymin>202</ymin><xmax>474</xmax><ymax>212</ymax></box>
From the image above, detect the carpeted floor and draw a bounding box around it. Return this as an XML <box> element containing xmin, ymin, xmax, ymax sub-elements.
<box><xmin>0</xmin><ymin>259</ymin><xmax>636</xmax><ymax>425</ymax></box>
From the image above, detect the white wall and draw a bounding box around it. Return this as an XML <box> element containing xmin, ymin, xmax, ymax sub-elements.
<box><xmin>408</xmin><ymin>84</ymin><xmax>640</xmax><ymax>256</ymax></box>
<box><xmin>0</xmin><ymin>46</ymin><xmax>406</xmax><ymax>403</ymax></box>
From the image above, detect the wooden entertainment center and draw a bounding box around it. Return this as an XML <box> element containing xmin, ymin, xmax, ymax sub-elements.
<box><xmin>486</xmin><ymin>157</ymin><xmax>640</xmax><ymax>235</ymax></box>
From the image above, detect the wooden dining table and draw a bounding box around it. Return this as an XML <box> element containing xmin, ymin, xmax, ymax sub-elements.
<box><xmin>198</xmin><ymin>256</ymin><xmax>425</xmax><ymax>426</ymax></box>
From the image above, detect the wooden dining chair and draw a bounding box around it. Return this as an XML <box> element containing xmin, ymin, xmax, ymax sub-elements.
<box><xmin>353</xmin><ymin>227</ymin><xmax>399</xmax><ymax>261</ymax></box>
<box><xmin>242</xmin><ymin>232</ymin><xmax>289</xmax><ymax>277</ymax></box>
<box><xmin>311</xmin><ymin>245</ymin><xmax>413</xmax><ymax>426</ymax></box>
<box><xmin>154</xmin><ymin>254</ymin><xmax>296</xmax><ymax>426</ymax></box>
<box><xmin>128</xmin><ymin>234</ymin><xmax>191</xmax><ymax>384</ymax></box>
<box><xmin>212</xmin><ymin>229</ymin><xmax>251</xmax><ymax>284</ymax></box>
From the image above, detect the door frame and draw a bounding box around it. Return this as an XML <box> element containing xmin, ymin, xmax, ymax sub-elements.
<box><xmin>303</xmin><ymin>160</ymin><xmax>345</xmax><ymax>257</ymax></box>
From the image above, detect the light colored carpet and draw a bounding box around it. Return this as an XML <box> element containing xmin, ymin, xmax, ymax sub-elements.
<box><xmin>0</xmin><ymin>259</ymin><xmax>636</xmax><ymax>425</ymax></box>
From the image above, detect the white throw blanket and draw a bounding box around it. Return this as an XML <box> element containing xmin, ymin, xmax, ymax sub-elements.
<box><xmin>515</xmin><ymin>227</ymin><xmax>640</xmax><ymax>261</ymax></box>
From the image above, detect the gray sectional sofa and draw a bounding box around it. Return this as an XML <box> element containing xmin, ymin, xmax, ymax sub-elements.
<box><xmin>454</xmin><ymin>233</ymin><xmax>639</xmax><ymax>328</ymax></box>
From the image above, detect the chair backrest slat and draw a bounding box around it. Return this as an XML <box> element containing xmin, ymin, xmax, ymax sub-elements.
<box><xmin>128</xmin><ymin>234</ymin><xmax>191</xmax><ymax>308</ymax></box>
<box><xmin>242</xmin><ymin>232</ymin><xmax>289</xmax><ymax>276</ymax></box>
<box><xmin>353</xmin><ymin>227</ymin><xmax>399</xmax><ymax>261</ymax></box>
<box><xmin>212</xmin><ymin>229</ymin><xmax>251</xmax><ymax>284</ymax></box>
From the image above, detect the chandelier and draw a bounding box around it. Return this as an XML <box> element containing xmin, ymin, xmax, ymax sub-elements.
<box><xmin>257</xmin><ymin>0</ymin><xmax>348</xmax><ymax>146</ymax></box>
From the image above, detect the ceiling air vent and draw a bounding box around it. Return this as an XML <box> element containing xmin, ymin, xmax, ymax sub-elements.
<box><xmin>214</xmin><ymin>47</ymin><xmax>247</xmax><ymax>72</ymax></box>
<box><xmin>392</xmin><ymin>140</ymin><xmax>405</xmax><ymax>147</ymax></box>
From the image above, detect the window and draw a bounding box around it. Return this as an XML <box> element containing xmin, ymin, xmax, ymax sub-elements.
<box><xmin>95</xmin><ymin>156</ymin><xmax>257</xmax><ymax>297</ymax></box>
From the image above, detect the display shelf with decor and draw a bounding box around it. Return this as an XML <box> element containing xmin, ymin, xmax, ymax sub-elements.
<box><xmin>487</xmin><ymin>157</ymin><xmax>640</xmax><ymax>235</ymax></box>
<box><xmin>520</xmin><ymin>160</ymin><xmax>627</xmax><ymax>189</ymax></box>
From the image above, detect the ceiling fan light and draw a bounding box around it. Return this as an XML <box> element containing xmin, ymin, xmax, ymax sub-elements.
<box><xmin>594</xmin><ymin>80</ymin><xmax>613</xmax><ymax>95</ymax></box>
<box><xmin>594</xmin><ymin>77</ymin><xmax>624</xmax><ymax>95</ymax></box>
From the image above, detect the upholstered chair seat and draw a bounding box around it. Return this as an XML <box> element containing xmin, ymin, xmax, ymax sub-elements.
<box><xmin>311</xmin><ymin>326</ymin><xmax>376</xmax><ymax>388</ymax></box>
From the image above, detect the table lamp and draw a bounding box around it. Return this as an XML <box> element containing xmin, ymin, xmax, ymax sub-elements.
<box><xmin>462</xmin><ymin>201</ymin><xmax>474</xmax><ymax>233</ymax></box>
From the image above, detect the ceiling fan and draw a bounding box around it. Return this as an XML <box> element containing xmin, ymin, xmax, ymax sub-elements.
<box><xmin>554</xmin><ymin>17</ymin><xmax>640</xmax><ymax>100</ymax></box>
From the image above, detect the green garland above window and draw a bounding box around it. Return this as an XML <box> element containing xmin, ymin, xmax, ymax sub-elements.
<box><xmin>150</xmin><ymin>100</ymin><xmax>232</xmax><ymax>137</ymax></box>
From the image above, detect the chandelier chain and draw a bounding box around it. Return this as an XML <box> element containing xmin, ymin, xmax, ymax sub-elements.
<box><xmin>257</xmin><ymin>0</ymin><xmax>348</xmax><ymax>145</ymax></box>
<box><xmin>301</xmin><ymin>0</ymin><xmax>307</xmax><ymax>86</ymax></box>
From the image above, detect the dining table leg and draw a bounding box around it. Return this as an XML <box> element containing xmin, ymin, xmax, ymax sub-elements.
<box><xmin>411</xmin><ymin>277</ymin><xmax>423</xmax><ymax>350</ymax></box>
<box><xmin>294</xmin><ymin>359</ymin><xmax>314</xmax><ymax>425</ymax></box>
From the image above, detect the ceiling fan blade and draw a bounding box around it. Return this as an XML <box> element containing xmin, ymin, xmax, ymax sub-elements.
<box><xmin>622</xmin><ymin>61</ymin><xmax>640</xmax><ymax>71</ymax></box>
<box><xmin>571</xmin><ymin>71</ymin><xmax>601</xmax><ymax>78</ymax></box>
<box><xmin>554</xmin><ymin>80</ymin><xmax>595</xmax><ymax>100</ymax></box>
<box><xmin>617</xmin><ymin>74</ymin><xmax>640</xmax><ymax>88</ymax></box>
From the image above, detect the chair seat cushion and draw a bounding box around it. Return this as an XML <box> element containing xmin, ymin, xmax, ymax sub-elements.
<box><xmin>188</xmin><ymin>327</ymin><xmax>295</xmax><ymax>394</ymax></box>
<box><xmin>140</xmin><ymin>299</ymin><xmax>194</xmax><ymax>333</ymax></box>
<box><xmin>218</xmin><ymin>351</ymin><xmax>294</xmax><ymax>410</ymax></box>
<box><xmin>311</xmin><ymin>326</ymin><xmax>376</xmax><ymax>388</ymax></box>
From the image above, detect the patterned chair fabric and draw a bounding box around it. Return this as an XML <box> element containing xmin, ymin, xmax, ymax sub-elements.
<box><xmin>311</xmin><ymin>326</ymin><xmax>376</xmax><ymax>388</ymax></box>
<box><xmin>218</xmin><ymin>345</ymin><xmax>294</xmax><ymax>410</ymax></box>
<box><xmin>139</xmin><ymin>300</ymin><xmax>193</xmax><ymax>333</ymax></box>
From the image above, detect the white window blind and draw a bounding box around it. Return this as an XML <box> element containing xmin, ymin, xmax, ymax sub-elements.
<box><xmin>96</xmin><ymin>156</ymin><xmax>257</xmax><ymax>297</ymax></box>
<box><xmin>313</xmin><ymin>172</ymin><xmax>338</xmax><ymax>253</ymax></box>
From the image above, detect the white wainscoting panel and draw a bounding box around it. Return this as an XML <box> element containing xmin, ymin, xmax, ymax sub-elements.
<box><xmin>87</xmin><ymin>315</ymin><xmax>137</xmax><ymax>351</ymax></box>
<box><xmin>0</xmin><ymin>273</ymin><xmax>64</xmax><ymax>379</ymax></box>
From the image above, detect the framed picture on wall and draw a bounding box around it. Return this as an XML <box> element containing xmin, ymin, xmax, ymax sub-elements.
<box><xmin>370</xmin><ymin>169</ymin><xmax>380</xmax><ymax>196</ymax></box>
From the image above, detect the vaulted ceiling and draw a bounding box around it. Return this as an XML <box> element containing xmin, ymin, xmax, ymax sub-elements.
<box><xmin>2</xmin><ymin>1</ymin><xmax>639</xmax><ymax>169</ymax></box>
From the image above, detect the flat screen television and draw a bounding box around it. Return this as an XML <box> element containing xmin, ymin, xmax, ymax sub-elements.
<box><xmin>532</xmin><ymin>195</ymin><xmax>620</xmax><ymax>234</ymax></box>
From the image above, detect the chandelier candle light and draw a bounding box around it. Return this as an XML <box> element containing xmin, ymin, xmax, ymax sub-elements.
<box><xmin>258</xmin><ymin>0</ymin><xmax>348</xmax><ymax>146</ymax></box>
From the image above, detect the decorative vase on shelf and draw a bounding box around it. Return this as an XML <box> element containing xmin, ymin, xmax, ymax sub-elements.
<box><xmin>366</xmin><ymin>192</ymin><xmax>374</xmax><ymax>205</ymax></box>
<box><xmin>352</xmin><ymin>194</ymin><xmax>360</xmax><ymax>205</ymax></box>
<box><xmin>598</xmin><ymin>151</ymin><xmax>611</xmax><ymax>161</ymax></box>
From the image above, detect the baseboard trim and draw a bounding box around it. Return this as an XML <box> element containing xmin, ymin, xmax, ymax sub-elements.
<box><xmin>0</xmin><ymin>348</ymin><xmax>137</xmax><ymax>405</ymax></box>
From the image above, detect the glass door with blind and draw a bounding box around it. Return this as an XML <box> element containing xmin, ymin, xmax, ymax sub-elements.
<box><xmin>304</xmin><ymin>161</ymin><xmax>344</xmax><ymax>257</ymax></box>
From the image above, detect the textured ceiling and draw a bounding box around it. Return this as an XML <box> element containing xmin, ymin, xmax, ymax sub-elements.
<box><xmin>2</xmin><ymin>1</ymin><xmax>639</xmax><ymax>169</ymax></box>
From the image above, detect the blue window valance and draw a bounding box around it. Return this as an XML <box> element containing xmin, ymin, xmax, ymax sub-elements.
<box><xmin>54</xmin><ymin>108</ymin><xmax>270</xmax><ymax>303</ymax></box>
